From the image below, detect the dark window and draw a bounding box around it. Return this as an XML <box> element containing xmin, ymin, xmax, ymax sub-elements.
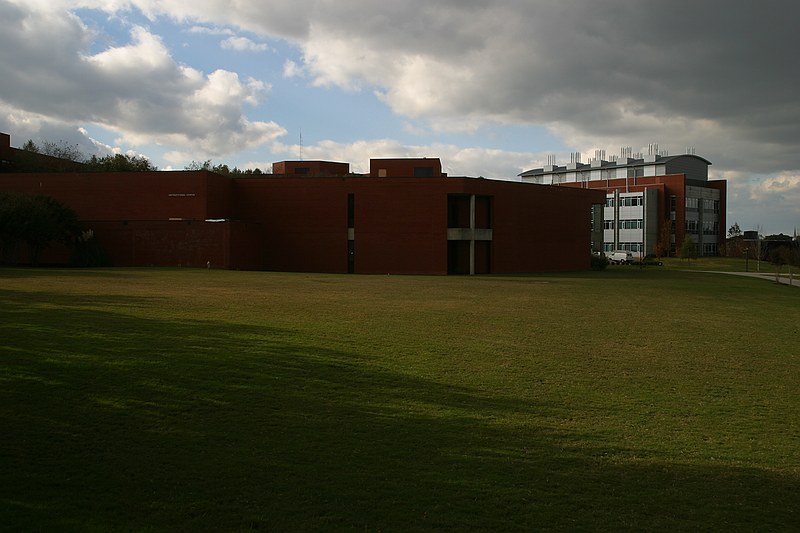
<box><xmin>414</xmin><ymin>166</ymin><xmax>434</xmax><ymax>177</ymax></box>
<box><xmin>294</xmin><ymin>167</ymin><xmax>310</xmax><ymax>175</ymax></box>
<box><xmin>347</xmin><ymin>193</ymin><xmax>355</xmax><ymax>228</ymax></box>
<box><xmin>448</xmin><ymin>195</ymin><xmax>470</xmax><ymax>228</ymax></box>
<box><xmin>474</xmin><ymin>195</ymin><xmax>492</xmax><ymax>229</ymax></box>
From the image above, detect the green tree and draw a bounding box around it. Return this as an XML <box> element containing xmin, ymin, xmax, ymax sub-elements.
<box><xmin>185</xmin><ymin>160</ymin><xmax>212</xmax><ymax>171</ymax></box>
<box><xmin>85</xmin><ymin>153</ymin><xmax>157</xmax><ymax>172</ymax></box>
<box><xmin>728</xmin><ymin>222</ymin><xmax>742</xmax><ymax>238</ymax></box>
<box><xmin>0</xmin><ymin>192</ymin><xmax>25</xmax><ymax>263</ymax></box>
<box><xmin>21</xmin><ymin>139</ymin><xmax>40</xmax><ymax>153</ymax></box>
<box><xmin>0</xmin><ymin>192</ymin><xmax>81</xmax><ymax>266</ymax></box>
<box><xmin>184</xmin><ymin>160</ymin><xmax>265</xmax><ymax>175</ymax></box>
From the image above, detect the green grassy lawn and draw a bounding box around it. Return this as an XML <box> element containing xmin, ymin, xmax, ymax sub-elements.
<box><xmin>657</xmin><ymin>255</ymin><xmax>792</xmax><ymax>274</ymax></box>
<box><xmin>1</xmin><ymin>267</ymin><xmax>798</xmax><ymax>531</ymax></box>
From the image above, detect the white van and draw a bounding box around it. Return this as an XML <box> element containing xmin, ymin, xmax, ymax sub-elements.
<box><xmin>608</xmin><ymin>251</ymin><xmax>633</xmax><ymax>264</ymax></box>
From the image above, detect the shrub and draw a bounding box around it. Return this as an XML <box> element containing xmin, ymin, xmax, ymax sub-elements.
<box><xmin>71</xmin><ymin>231</ymin><xmax>111</xmax><ymax>267</ymax></box>
<box><xmin>590</xmin><ymin>253</ymin><xmax>609</xmax><ymax>271</ymax></box>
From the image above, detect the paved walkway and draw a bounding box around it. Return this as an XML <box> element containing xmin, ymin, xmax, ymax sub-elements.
<box><xmin>700</xmin><ymin>270</ymin><xmax>799</xmax><ymax>287</ymax></box>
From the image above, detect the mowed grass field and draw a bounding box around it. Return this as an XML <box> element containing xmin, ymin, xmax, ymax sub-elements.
<box><xmin>1</xmin><ymin>265</ymin><xmax>798</xmax><ymax>531</ymax></box>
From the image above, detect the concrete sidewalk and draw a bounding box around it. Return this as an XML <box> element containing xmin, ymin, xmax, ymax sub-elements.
<box><xmin>702</xmin><ymin>271</ymin><xmax>799</xmax><ymax>287</ymax></box>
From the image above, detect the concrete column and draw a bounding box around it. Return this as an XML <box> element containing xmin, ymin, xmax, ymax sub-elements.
<box><xmin>469</xmin><ymin>194</ymin><xmax>476</xmax><ymax>275</ymax></box>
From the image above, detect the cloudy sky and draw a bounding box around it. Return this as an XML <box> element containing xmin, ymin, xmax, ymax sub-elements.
<box><xmin>1</xmin><ymin>0</ymin><xmax>798</xmax><ymax>234</ymax></box>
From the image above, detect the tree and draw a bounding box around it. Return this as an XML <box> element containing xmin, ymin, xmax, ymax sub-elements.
<box><xmin>0</xmin><ymin>192</ymin><xmax>81</xmax><ymax>266</ymax></box>
<box><xmin>764</xmin><ymin>233</ymin><xmax>792</xmax><ymax>241</ymax></box>
<box><xmin>769</xmin><ymin>247</ymin><xmax>790</xmax><ymax>284</ymax></box>
<box><xmin>72</xmin><ymin>229</ymin><xmax>110</xmax><ymax>267</ymax></box>
<box><xmin>680</xmin><ymin>236</ymin><xmax>697</xmax><ymax>263</ymax></box>
<box><xmin>0</xmin><ymin>192</ymin><xmax>25</xmax><ymax>264</ymax></box>
<box><xmin>728</xmin><ymin>222</ymin><xmax>742</xmax><ymax>238</ymax></box>
<box><xmin>790</xmin><ymin>244</ymin><xmax>800</xmax><ymax>287</ymax></box>
<box><xmin>655</xmin><ymin>217</ymin><xmax>672</xmax><ymax>258</ymax></box>
<box><xmin>40</xmin><ymin>140</ymin><xmax>84</xmax><ymax>162</ymax></box>
<box><xmin>183</xmin><ymin>160</ymin><xmax>266</xmax><ymax>175</ymax></box>
<box><xmin>185</xmin><ymin>160</ymin><xmax>212</xmax><ymax>171</ymax></box>
<box><xmin>21</xmin><ymin>139</ymin><xmax>40</xmax><ymax>153</ymax></box>
<box><xmin>84</xmin><ymin>153</ymin><xmax>157</xmax><ymax>172</ymax></box>
<box><xmin>11</xmin><ymin>138</ymin><xmax>84</xmax><ymax>172</ymax></box>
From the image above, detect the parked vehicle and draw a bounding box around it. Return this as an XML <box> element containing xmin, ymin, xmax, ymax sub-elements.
<box><xmin>608</xmin><ymin>251</ymin><xmax>633</xmax><ymax>264</ymax></box>
<box><xmin>636</xmin><ymin>254</ymin><xmax>664</xmax><ymax>266</ymax></box>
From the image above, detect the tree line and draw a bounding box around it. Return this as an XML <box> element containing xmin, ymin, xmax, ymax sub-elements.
<box><xmin>10</xmin><ymin>139</ymin><xmax>158</xmax><ymax>172</ymax></box>
<box><xmin>9</xmin><ymin>139</ymin><xmax>271</xmax><ymax>175</ymax></box>
<box><xmin>183</xmin><ymin>160</ymin><xmax>269</xmax><ymax>176</ymax></box>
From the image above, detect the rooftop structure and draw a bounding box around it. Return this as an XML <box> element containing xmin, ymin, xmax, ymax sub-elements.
<box><xmin>520</xmin><ymin>148</ymin><xmax>725</xmax><ymax>257</ymax></box>
<box><xmin>520</xmin><ymin>150</ymin><xmax>711</xmax><ymax>185</ymax></box>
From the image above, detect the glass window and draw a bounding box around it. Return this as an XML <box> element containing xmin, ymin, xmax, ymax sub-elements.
<box><xmin>618</xmin><ymin>242</ymin><xmax>643</xmax><ymax>252</ymax></box>
<box><xmin>619</xmin><ymin>219</ymin><xmax>643</xmax><ymax>229</ymax></box>
<box><xmin>626</xmin><ymin>167</ymin><xmax>644</xmax><ymax>178</ymax></box>
<box><xmin>619</xmin><ymin>196</ymin><xmax>643</xmax><ymax>207</ymax></box>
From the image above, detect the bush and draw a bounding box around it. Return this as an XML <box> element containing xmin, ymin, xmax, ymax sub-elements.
<box><xmin>590</xmin><ymin>253</ymin><xmax>609</xmax><ymax>271</ymax></box>
<box><xmin>71</xmin><ymin>233</ymin><xmax>111</xmax><ymax>267</ymax></box>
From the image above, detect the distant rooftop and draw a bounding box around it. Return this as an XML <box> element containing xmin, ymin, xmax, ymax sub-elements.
<box><xmin>519</xmin><ymin>152</ymin><xmax>711</xmax><ymax>178</ymax></box>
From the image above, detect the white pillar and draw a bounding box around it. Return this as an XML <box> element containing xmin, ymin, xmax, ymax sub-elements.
<box><xmin>469</xmin><ymin>195</ymin><xmax>476</xmax><ymax>275</ymax></box>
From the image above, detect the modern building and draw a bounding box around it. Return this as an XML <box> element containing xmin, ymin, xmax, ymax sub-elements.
<box><xmin>1</xmin><ymin>133</ymin><xmax>606</xmax><ymax>274</ymax></box>
<box><xmin>520</xmin><ymin>148</ymin><xmax>726</xmax><ymax>257</ymax></box>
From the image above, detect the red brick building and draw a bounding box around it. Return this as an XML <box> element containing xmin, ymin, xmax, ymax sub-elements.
<box><xmin>1</xmin><ymin>134</ymin><xmax>605</xmax><ymax>274</ymax></box>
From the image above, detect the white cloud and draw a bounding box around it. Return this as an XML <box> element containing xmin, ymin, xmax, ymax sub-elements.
<box><xmin>0</xmin><ymin>2</ymin><xmax>285</xmax><ymax>156</ymax></box>
<box><xmin>271</xmin><ymin>137</ymin><xmax>545</xmax><ymax>180</ymax></box>
<box><xmin>87</xmin><ymin>25</ymin><xmax>174</xmax><ymax>73</ymax></box>
<box><xmin>723</xmin><ymin>172</ymin><xmax>800</xmax><ymax>234</ymax></box>
<box><xmin>282</xmin><ymin>60</ymin><xmax>305</xmax><ymax>79</ymax></box>
<box><xmin>4</xmin><ymin>1</ymin><xmax>800</xmax><ymax>233</ymax></box>
<box><xmin>51</xmin><ymin>0</ymin><xmax>797</xmax><ymax>176</ymax></box>
<box><xmin>187</xmin><ymin>25</ymin><xmax>234</xmax><ymax>36</ymax></box>
<box><xmin>220</xmin><ymin>36</ymin><xmax>268</xmax><ymax>52</ymax></box>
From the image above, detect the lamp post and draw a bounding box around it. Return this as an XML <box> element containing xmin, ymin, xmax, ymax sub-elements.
<box><xmin>744</xmin><ymin>247</ymin><xmax>749</xmax><ymax>272</ymax></box>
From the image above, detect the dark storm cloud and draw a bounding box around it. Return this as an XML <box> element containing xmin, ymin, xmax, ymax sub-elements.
<box><xmin>278</xmin><ymin>0</ymin><xmax>799</xmax><ymax>172</ymax></box>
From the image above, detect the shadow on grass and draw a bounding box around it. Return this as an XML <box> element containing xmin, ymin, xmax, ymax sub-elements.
<box><xmin>0</xmin><ymin>267</ymin><xmax>145</xmax><ymax>280</ymax></box>
<box><xmin>1</xmin><ymin>288</ymin><xmax>798</xmax><ymax>531</ymax></box>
